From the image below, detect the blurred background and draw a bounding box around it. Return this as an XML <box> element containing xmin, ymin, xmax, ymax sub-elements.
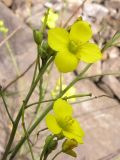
<box><xmin>0</xmin><ymin>0</ymin><xmax>120</xmax><ymax>160</ymax></box>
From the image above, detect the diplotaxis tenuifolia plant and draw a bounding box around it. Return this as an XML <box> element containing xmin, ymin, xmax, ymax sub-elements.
<box><xmin>0</xmin><ymin>7</ymin><xmax>120</xmax><ymax>160</ymax></box>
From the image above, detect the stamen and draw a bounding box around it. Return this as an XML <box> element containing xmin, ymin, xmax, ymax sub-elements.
<box><xmin>68</xmin><ymin>40</ymin><xmax>78</xmax><ymax>54</ymax></box>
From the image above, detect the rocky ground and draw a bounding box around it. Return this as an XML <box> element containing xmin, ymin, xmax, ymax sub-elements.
<box><xmin>0</xmin><ymin>0</ymin><xmax>120</xmax><ymax>160</ymax></box>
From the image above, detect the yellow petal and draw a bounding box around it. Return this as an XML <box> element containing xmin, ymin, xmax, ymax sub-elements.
<box><xmin>62</xmin><ymin>119</ymin><xmax>84</xmax><ymax>143</ymax></box>
<box><xmin>69</xmin><ymin>21</ymin><xmax>92</xmax><ymax>43</ymax></box>
<box><xmin>46</xmin><ymin>114</ymin><xmax>62</xmax><ymax>134</ymax></box>
<box><xmin>53</xmin><ymin>99</ymin><xmax>73</xmax><ymax>119</ymax></box>
<box><xmin>63</xmin><ymin>131</ymin><xmax>84</xmax><ymax>144</ymax></box>
<box><xmin>77</xmin><ymin>43</ymin><xmax>102</xmax><ymax>63</ymax></box>
<box><xmin>55</xmin><ymin>51</ymin><xmax>79</xmax><ymax>73</ymax></box>
<box><xmin>69</xmin><ymin>119</ymin><xmax>85</xmax><ymax>137</ymax></box>
<box><xmin>48</xmin><ymin>28</ymin><xmax>69</xmax><ymax>51</ymax></box>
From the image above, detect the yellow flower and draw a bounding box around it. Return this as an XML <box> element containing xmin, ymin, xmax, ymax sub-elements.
<box><xmin>46</xmin><ymin>99</ymin><xmax>84</xmax><ymax>143</ymax></box>
<box><xmin>0</xmin><ymin>20</ymin><xmax>8</xmax><ymax>34</ymax></box>
<box><xmin>42</xmin><ymin>9</ymin><xmax>58</xmax><ymax>29</ymax></box>
<box><xmin>48</xmin><ymin>20</ymin><xmax>102</xmax><ymax>72</ymax></box>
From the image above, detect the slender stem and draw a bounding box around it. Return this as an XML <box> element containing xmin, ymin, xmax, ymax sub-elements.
<box><xmin>22</xmin><ymin>103</ymin><xmax>35</xmax><ymax>160</ymax></box>
<box><xmin>71</xmin><ymin>94</ymin><xmax>114</xmax><ymax>105</ymax></box>
<box><xmin>41</xmin><ymin>9</ymin><xmax>50</xmax><ymax>33</ymax></box>
<box><xmin>52</xmin><ymin>151</ymin><xmax>62</xmax><ymax>160</ymax></box>
<box><xmin>0</xmin><ymin>26</ymin><xmax>21</xmax><ymax>48</ymax></box>
<box><xmin>9</xmin><ymin>63</ymin><xmax>92</xmax><ymax>159</ymax></box>
<box><xmin>35</xmin><ymin>75</ymin><xmax>43</xmax><ymax>113</ymax></box>
<box><xmin>0</xmin><ymin>89</ymin><xmax>14</xmax><ymax>125</ymax></box>
<box><xmin>63</xmin><ymin>93</ymin><xmax>92</xmax><ymax>99</ymax></box>
<box><xmin>63</xmin><ymin>0</ymin><xmax>87</xmax><ymax>27</ymax></box>
<box><xmin>2</xmin><ymin>56</ymin><xmax>54</xmax><ymax>160</ymax></box>
<box><xmin>26</xmin><ymin>93</ymin><xmax>92</xmax><ymax>109</ymax></box>
<box><xmin>5</xmin><ymin>39</ymin><xmax>20</xmax><ymax>76</ymax></box>
<box><xmin>80</xmin><ymin>72</ymin><xmax>120</xmax><ymax>80</ymax></box>
<box><xmin>37</xmin><ymin>45</ymin><xmax>41</xmax><ymax>73</ymax></box>
<box><xmin>32</xmin><ymin>57</ymin><xmax>39</xmax><ymax>84</ymax></box>
<box><xmin>3</xmin><ymin>60</ymin><xmax>35</xmax><ymax>91</ymax></box>
<box><xmin>37</xmin><ymin>128</ymin><xmax>48</xmax><ymax>136</ymax></box>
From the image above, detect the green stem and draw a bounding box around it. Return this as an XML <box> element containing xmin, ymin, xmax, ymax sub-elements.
<box><xmin>5</xmin><ymin>39</ymin><xmax>20</xmax><ymax>76</ymax></box>
<box><xmin>22</xmin><ymin>104</ymin><xmax>35</xmax><ymax>160</ymax></box>
<box><xmin>52</xmin><ymin>151</ymin><xmax>62</xmax><ymax>160</ymax></box>
<box><xmin>35</xmin><ymin>75</ymin><xmax>43</xmax><ymax>113</ymax></box>
<box><xmin>0</xmin><ymin>88</ymin><xmax>14</xmax><ymax>125</ymax></box>
<box><xmin>71</xmin><ymin>94</ymin><xmax>113</xmax><ymax>105</ymax></box>
<box><xmin>9</xmin><ymin>63</ymin><xmax>92</xmax><ymax>159</ymax></box>
<box><xmin>37</xmin><ymin>45</ymin><xmax>41</xmax><ymax>73</ymax></box>
<box><xmin>1</xmin><ymin>56</ymin><xmax>54</xmax><ymax>160</ymax></box>
<box><xmin>26</xmin><ymin>93</ymin><xmax>92</xmax><ymax>109</ymax></box>
<box><xmin>41</xmin><ymin>9</ymin><xmax>50</xmax><ymax>33</ymax></box>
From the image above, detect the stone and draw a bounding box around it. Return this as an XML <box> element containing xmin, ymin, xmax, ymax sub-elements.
<box><xmin>102</xmin><ymin>58</ymin><xmax>120</xmax><ymax>77</ymax></box>
<box><xmin>1</xmin><ymin>0</ymin><xmax>12</xmax><ymax>7</ymax></box>
<box><xmin>26</xmin><ymin>13</ymin><xmax>43</xmax><ymax>29</ymax></box>
<box><xmin>76</xmin><ymin>61</ymin><xmax>102</xmax><ymax>82</ymax></box>
<box><xmin>107</xmin><ymin>47</ymin><xmax>120</xmax><ymax>59</ymax></box>
<box><xmin>12</xmin><ymin>0</ymin><xmax>31</xmax><ymax>20</ymax></box>
<box><xmin>105</xmin><ymin>0</ymin><xmax>120</xmax><ymax>9</ymax></box>
<box><xmin>102</xmin><ymin>75</ymin><xmax>120</xmax><ymax>100</ymax></box>
<box><xmin>97</xmin><ymin>82</ymin><xmax>114</xmax><ymax>97</ymax></box>
<box><xmin>83</xmin><ymin>3</ymin><xmax>108</xmax><ymax>23</ymax></box>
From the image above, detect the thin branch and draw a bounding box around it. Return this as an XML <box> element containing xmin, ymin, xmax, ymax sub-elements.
<box><xmin>0</xmin><ymin>87</ymin><xmax>14</xmax><ymax>125</ymax></box>
<box><xmin>22</xmin><ymin>104</ymin><xmax>35</xmax><ymax>160</ymax></box>
<box><xmin>26</xmin><ymin>93</ymin><xmax>92</xmax><ymax>109</ymax></box>
<box><xmin>37</xmin><ymin>128</ymin><xmax>48</xmax><ymax>136</ymax></box>
<box><xmin>0</xmin><ymin>26</ymin><xmax>21</xmax><ymax>48</ymax></box>
<box><xmin>63</xmin><ymin>0</ymin><xmax>87</xmax><ymax>27</ymax></box>
<box><xmin>52</xmin><ymin>151</ymin><xmax>62</xmax><ymax>160</ymax></box>
<box><xmin>80</xmin><ymin>72</ymin><xmax>120</xmax><ymax>81</ymax></box>
<box><xmin>3</xmin><ymin>60</ymin><xmax>36</xmax><ymax>91</ymax></box>
<box><xmin>71</xmin><ymin>95</ymin><xmax>114</xmax><ymax>105</ymax></box>
<box><xmin>31</xmin><ymin>128</ymin><xmax>48</xmax><ymax>146</ymax></box>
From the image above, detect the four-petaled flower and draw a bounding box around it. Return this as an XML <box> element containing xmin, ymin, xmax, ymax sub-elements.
<box><xmin>42</xmin><ymin>9</ymin><xmax>58</xmax><ymax>29</ymax></box>
<box><xmin>46</xmin><ymin>99</ymin><xmax>84</xmax><ymax>143</ymax></box>
<box><xmin>48</xmin><ymin>20</ymin><xmax>102</xmax><ymax>72</ymax></box>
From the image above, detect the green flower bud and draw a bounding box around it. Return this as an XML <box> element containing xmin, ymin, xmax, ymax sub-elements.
<box><xmin>33</xmin><ymin>29</ymin><xmax>42</xmax><ymax>45</ymax></box>
<box><xmin>44</xmin><ymin>135</ymin><xmax>58</xmax><ymax>156</ymax></box>
<box><xmin>49</xmin><ymin>139</ymin><xmax>58</xmax><ymax>151</ymax></box>
<box><xmin>62</xmin><ymin>139</ymin><xmax>78</xmax><ymax>158</ymax></box>
<box><xmin>62</xmin><ymin>139</ymin><xmax>78</xmax><ymax>151</ymax></box>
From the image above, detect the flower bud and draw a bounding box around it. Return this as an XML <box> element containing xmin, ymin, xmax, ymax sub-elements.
<box><xmin>44</xmin><ymin>135</ymin><xmax>58</xmax><ymax>155</ymax></box>
<box><xmin>62</xmin><ymin>139</ymin><xmax>78</xmax><ymax>151</ymax></box>
<box><xmin>62</xmin><ymin>139</ymin><xmax>78</xmax><ymax>158</ymax></box>
<box><xmin>33</xmin><ymin>29</ymin><xmax>42</xmax><ymax>45</ymax></box>
<box><xmin>49</xmin><ymin>139</ymin><xmax>58</xmax><ymax>151</ymax></box>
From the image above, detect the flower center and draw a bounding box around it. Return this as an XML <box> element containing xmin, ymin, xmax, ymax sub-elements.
<box><xmin>68</xmin><ymin>40</ymin><xmax>78</xmax><ymax>54</ymax></box>
<box><xmin>58</xmin><ymin>116</ymin><xmax>74</xmax><ymax>130</ymax></box>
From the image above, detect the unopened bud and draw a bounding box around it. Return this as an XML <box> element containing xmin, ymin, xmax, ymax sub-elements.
<box><xmin>62</xmin><ymin>139</ymin><xmax>78</xmax><ymax>151</ymax></box>
<box><xmin>33</xmin><ymin>29</ymin><xmax>42</xmax><ymax>45</ymax></box>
